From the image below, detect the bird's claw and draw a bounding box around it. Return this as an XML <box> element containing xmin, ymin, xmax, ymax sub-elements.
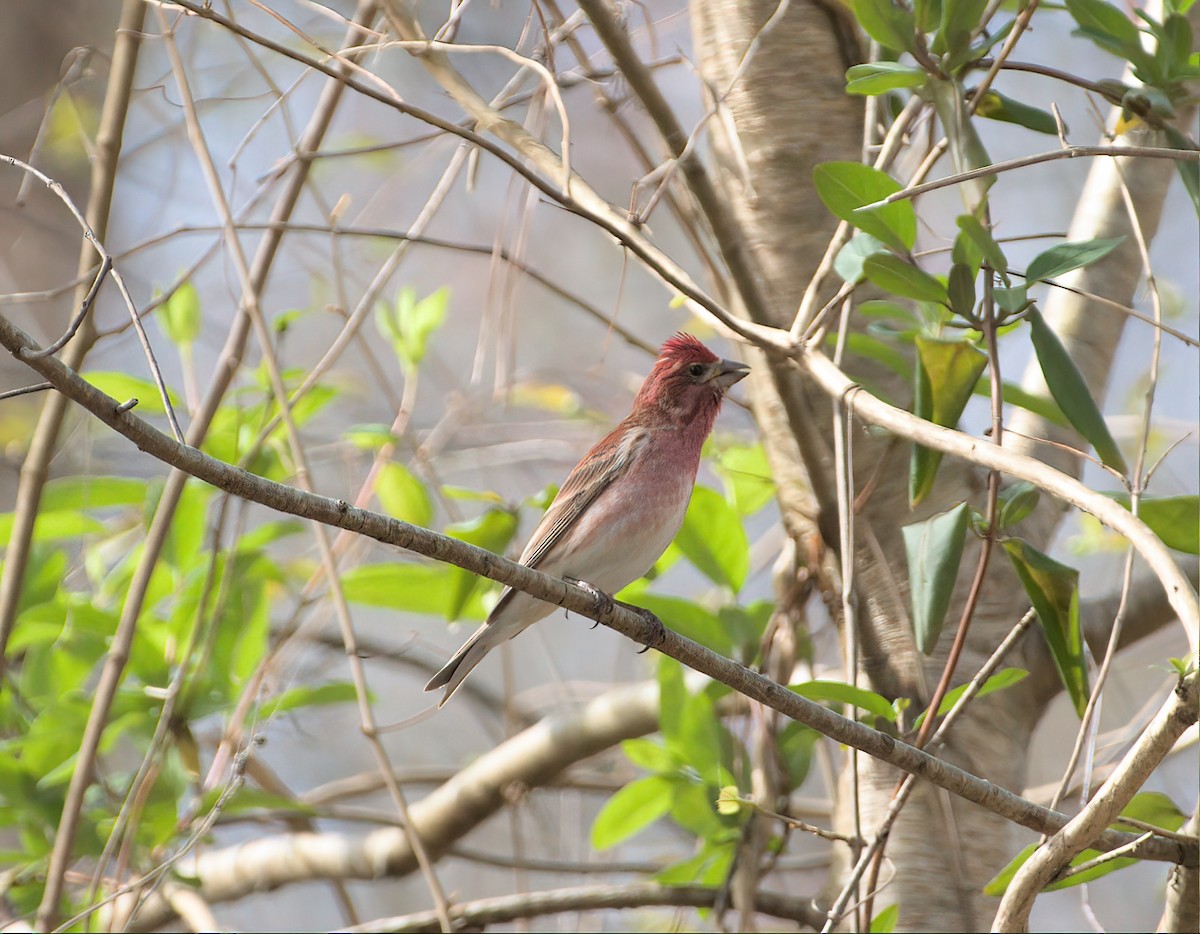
<box><xmin>633</xmin><ymin>606</ymin><xmax>666</xmax><ymax>653</ymax></box>
<box><xmin>565</xmin><ymin>576</ymin><xmax>614</xmax><ymax>625</ymax></box>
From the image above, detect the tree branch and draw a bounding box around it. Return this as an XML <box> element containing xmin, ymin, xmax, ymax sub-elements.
<box><xmin>993</xmin><ymin>670</ymin><xmax>1199</xmax><ymax>931</ymax></box>
<box><xmin>796</xmin><ymin>350</ymin><xmax>1199</xmax><ymax>647</ymax></box>
<box><xmin>0</xmin><ymin>312</ymin><xmax>1189</xmax><ymax>884</ymax></box>
<box><xmin>335</xmin><ymin>881</ymin><xmax>826</xmax><ymax>933</ymax></box>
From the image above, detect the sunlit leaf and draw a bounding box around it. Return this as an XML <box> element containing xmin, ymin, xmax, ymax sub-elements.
<box><xmin>377</xmin><ymin>462</ymin><xmax>433</xmax><ymax>528</ymax></box>
<box><xmin>259</xmin><ymin>682</ymin><xmax>359</xmax><ymax>718</ymax></box>
<box><xmin>82</xmin><ymin>372</ymin><xmax>182</xmax><ymax>415</ymax></box>
<box><xmin>161</xmin><ymin>282</ymin><xmax>201</xmax><ymax>346</ymax></box>
<box><xmin>834</xmin><ymin>232</ymin><xmax>887</xmax><ymax>283</ymax></box>
<box><xmin>1025</xmin><ymin>237</ymin><xmax>1124</xmax><ymax>284</ymax></box>
<box><xmin>812</xmin><ymin>162</ymin><xmax>916</xmax><ymax>253</ymax></box>
<box><xmin>1107</xmin><ymin>494</ymin><xmax>1199</xmax><ymax>554</ymax></box>
<box><xmin>910</xmin><ymin>337</ymin><xmax>989</xmax><ymax>505</ymax></box>
<box><xmin>975</xmin><ymin>91</ymin><xmax>1062</xmax><ymax>135</ymax></box>
<box><xmin>852</xmin><ymin>0</ymin><xmax>917</xmax><ymax>52</ymax></box>
<box><xmin>590</xmin><ymin>775</ymin><xmax>677</xmax><ymax>850</ymax></box>
<box><xmin>863</xmin><ymin>254</ymin><xmax>949</xmax><ymax>304</ymax></box>
<box><xmin>789</xmin><ymin>680</ymin><xmax>897</xmax><ymax>722</ymax></box>
<box><xmin>342</xmin><ymin>563</ymin><xmax>451</xmax><ymax>615</ymax></box>
<box><xmin>845</xmin><ymin>62</ymin><xmax>927</xmax><ymax>95</ymax></box>
<box><xmin>674</xmin><ymin>486</ymin><xmax>749</xmax><ymax>592</ymax></box>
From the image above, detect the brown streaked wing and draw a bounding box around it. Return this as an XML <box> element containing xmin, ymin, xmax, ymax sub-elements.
<box><xmin>484</xmin><ymin>423</ymin><xmax>649</xmax><ymax>621</ymax></box>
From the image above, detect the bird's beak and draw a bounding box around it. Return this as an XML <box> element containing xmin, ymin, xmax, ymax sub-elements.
<box><xmin>712</xmin><ymin>359</ymin><xmax>750</xmax><ymax>390</ymax></box>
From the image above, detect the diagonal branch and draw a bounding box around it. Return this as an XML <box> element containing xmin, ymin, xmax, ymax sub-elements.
<box><xmin>0</xmin><ymin>312</ymin><xmax>1189</xmax><ymax>877</ymax></box>
<box><xmin>993</xmin><ymin>670</ymin><xmax>1199</xmax><ymax>931</ymax></box>
<box><xmin>335</xmin><ymin>881</ymin><xmax>826</xmax><ymax>933</ymax></box>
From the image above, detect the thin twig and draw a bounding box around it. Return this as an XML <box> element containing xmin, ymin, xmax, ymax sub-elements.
<box><xmin>0</xmin><ymin>381</ymin><xmax>52</xmax><ymax>401</ymax></box>
<box><xmin>862</xmin><ymin>144</ymin><xmax>1199</xmax><ymax>210</ymax></box>
<box><xmin>0</xmin><ymin>155</ymin><xmax>184</xmax><ymax>442</ymax></box>
<box><xmin>0</xmin><ymin>312</ymin><xmax>1188</xmax><ymax>874</ymax></box>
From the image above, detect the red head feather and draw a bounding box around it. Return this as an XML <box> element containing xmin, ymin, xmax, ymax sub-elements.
<box><xmin>658</xmin><ymin>332</ymin><xmax>719</xmax><ymax>365</ymax></box>
<box><xmin>629</xmin><ymin>333</ymin><xmax>741</xmax><ymax>440</ymax></box>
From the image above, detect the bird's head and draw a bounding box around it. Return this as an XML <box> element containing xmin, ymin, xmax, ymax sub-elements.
<box><xmin>632</xmin><ymin>333</ymin><xmax>749</xmax><ymax>429</ymax></box>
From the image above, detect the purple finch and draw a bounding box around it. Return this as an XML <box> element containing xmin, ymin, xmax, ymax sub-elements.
<box><xmin>426</xmin><ymin>333</ymin><xmax>749</xmax><ymax>706</ymax></box>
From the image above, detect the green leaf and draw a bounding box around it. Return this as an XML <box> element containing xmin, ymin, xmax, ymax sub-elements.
<box><xmin>988</xmin><ymin>792</ymin><xmax>1185</xmax><ymax>895</ymax></box>
<box><xmin>1025</xmin><ymin>237</ymin><xmax>1124</xmax><ymax>284</ymax></box>
<box><xmin>863</xmin><ymin>254</ymin><xmax>949</xmax><ymax>304</ymax></box>
<box><xmin>591</xmin><ymin>775</ymin><xmax>676</xmax><ymax>849</ymax></box>
<box><xmin>933</xmin><ymin>0</ymin><xmax>987</xmax><ymax>63</ymax></box>
<box><xmin>910</xmin><ymin>337</ymin><xmax>989</xmax><ymax>505</ymax></box>
<box><xmin>1120</xmin><ymin>790</ymin><xmax>1187</xmax><ymax>831</ymax></box>
<box><xmin>41</xmin><ymin>477</ymin><xmax>147</xmax><ymax>512</ymax></box>
<box><xmin>259</xmin><ymin>682</ymin><xmax>358</xmax><ymax>718</ymax></box>
<box><xmin>947</xmin><ymin>263</ymin><xmax>977</xmax><ymax>319</ymax></box>
<box><xmin>975</xmin><ymin>91</ymin><xmax>1062</xmax><ymax>135</ymax></box>
<box><xmin>812</xmin><ymin>162</ymin><xmax>916</xmax><ymax>253</ymax></box>
<box><xmin>955</xmin><ymin>215</ymin><xmax>1009</xmax><ymax>277</ymax></box>
<box><xmin>853</xmin><ymin>0</ymin><xmax>917</xmax><ymax>52</ymax></box>
<box><xmin>657</xmin><ymin>656</ymin><xmax>687</xmax><ymax>742</ymax></box>
<box><xmin>0</xmin><ymin>510</ymin><xmax>105</xmax><ymax>544</ymax></box>
<box><xmin>903</xmin><ymin>503</ymin><xmax>971</xmax><ymax>655</ymax></box>
<box><xmin>375</xmin><ymin>287</ymin><xmax>449</xmax><ymax>369</ymax></box>
<box><xmin>846</xmin><ymin>62</ymin><xmax>927</xmax><ymax>95</ymax></box>
<box><xmin>197</xmin><ymin>786</ymin><xmax>318</xmax><ymax>819</ymax></box>
<box><xmin>82</xmin><ymin>372</ymin><xmax>182</xmax><ymax>415</ymax></box>
<box><xmin>1165</xmin><ymin>126</ymin><xmax>1200</xmax><ymax>214</ymax></box>
<box><xmin>984</xmin><ymin>843</ymin><xmax>1037</xmax><ymax>895</ymax></box>
<box><xmin>674</xmin><ymin>485</ymin><xmax>749</xmax><ymax>592</ymax></box>
<box><xmin>928</xmin><ymin>78</ymin><xmax>995</xmax><ymax>208</ymax></box>
<box><xmin>714</xmin><ymin>442</ymin><xmax>776</xmax><ymax>516</ymax></box>
<box><xmin>1107</xmin><ymin>494</ymin><xmax>1199</xmax><ymax>554</ymax></box>
<box><xmin>912</xmin><ymin>668</ymin><xmax>1028</xmax><ymax>728</ymax></box>
<box><xmin>972</xmin><ymin>378</ymin><xmax>1069</xmax><ymax>427</ymax></box>
<box><xmin>996</xmin><ymin>482</ymin><xmax>1040</xmax><ymax>530</ymax></box>
<box><xmin>778</xmin><ymin>722</ymin><xmax>818</xmax><ymax>787</ymax></box>
<box><xmin>1065</xmin><ymin>0</ymin><xmax>1150</xmax><ymax>63</ymax></box>
<box><xmin>161</xmin><ymin>282</ymin><xmax>201</xmax><ymax>346</ymax></box>
<box><xmin>1002</xmin><ymin>539</ymin><xmax>1089</xmax><ymax>716</ymax></box>
<box><xmin>1027</xmin><ymin>308</ymin><xmax>1128</xmax><ymax>474</ymax></box>
<box><xmin>344</xmin><ymin>424</ymin><xmax>398</xmax><ymax>451</ymax></box>
<box><xmin>376</xmin><ymin>462</ymin><xmax>433</xmax><ymax>528</ymax></box>
<box><xmin>993</xmin><ymin>285</ymin><xmax>1030</xmax><ymax>315</ymax></box>
<box><xmin>789</xmin><ymin>680</ymin><xmax>897</xmax><ymax>722</ymax></box>
<box><xmin>342</xmin><ymin>563</ymin><xmax>452</xmax><ymax>615</ymax></box>
<box><xmin>444</xmin><ymin>508</ymin><xmax>518</xmax><ymax>619</ymax></box>
<box><xmin>621</xmin><ymin>738</ymin><xmax>678</xmax><ymax>774</ymax></box>
<box><xmin>870</xmin><ymin>904</ymin><xmax>900</xmax><ymax>933</ymax></box>
<box><xmin>834</xmin><ymin>233</ymin><xmax>887</xmax><ymax>283</ymax></box>
<box><xmin>655</xmin><ymin>839</ymin><xmax>737</xmax><ymax>886</ymax></box>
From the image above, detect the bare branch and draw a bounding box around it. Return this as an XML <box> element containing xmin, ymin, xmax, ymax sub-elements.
<box><xmin>993</xmin><ymin>670</ymin><xmax>1199</xmax><ymax>931</ymax></box>
<box><xmin>335</xmin><ymin>882</ymin><xmax>826</xmax><ymax>933</ymax></box>
<box><xmin>0</xmin><ymin>313</ymin><xmax>1188</xmax><ymax>880</ymax></box>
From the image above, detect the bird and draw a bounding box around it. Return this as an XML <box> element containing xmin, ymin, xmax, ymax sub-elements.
<box><xmin>425</xmin><ymin>333</ymin><xmax>750</xmax><ymax>707</ymax></box>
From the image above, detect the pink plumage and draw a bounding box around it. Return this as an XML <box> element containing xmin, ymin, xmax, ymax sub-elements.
<box><xmin>425</xmin><ymin>333</ymin><xmax>749</xmax><ymax>706</ymax></box>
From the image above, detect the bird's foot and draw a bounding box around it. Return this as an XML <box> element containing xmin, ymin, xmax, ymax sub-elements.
<box><xmin>564</xmin><ymin>576</ymin><xmax>614</xmax><ymax>627</ymax></box>
<box><xmin>618</xmin><ymin>601</ymin><xmax>666</xmax><ymax>653</ymax></box>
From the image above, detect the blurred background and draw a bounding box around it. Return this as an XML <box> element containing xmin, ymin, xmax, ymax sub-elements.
<box><xmin>0</xmin><ymin>1</ymin><xmax>1195</xmax><ymax>931</ymax></box>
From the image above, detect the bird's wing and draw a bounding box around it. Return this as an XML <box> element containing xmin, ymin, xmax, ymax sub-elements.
<box><xmin>522</xmin><ymin>423</ymin><xmax>649</xmax><ymax>569</ymax></box>
<box><xmin>486</xmin><ymin>423</ymin><xmax>649</xmax><ymax>620</ymax></box>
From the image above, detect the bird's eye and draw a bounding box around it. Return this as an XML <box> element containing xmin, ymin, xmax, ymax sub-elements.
<box><xmin>687</xmin><ymin>363</ymin><xmax>705</xmax><ymax>378</ymax></box>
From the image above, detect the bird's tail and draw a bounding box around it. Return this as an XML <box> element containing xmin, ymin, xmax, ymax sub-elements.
<box><xmin>424</xmin><ymin>622</ymin><xmax>504</xmax><ymax>707</ymax></box>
